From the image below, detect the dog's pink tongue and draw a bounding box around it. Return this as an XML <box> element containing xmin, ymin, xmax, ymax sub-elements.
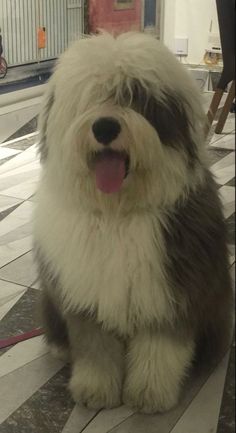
<box><xmin>95</xmin><ymin>153</ymin><xmax>126</xmax><ymax>194</ymax></box>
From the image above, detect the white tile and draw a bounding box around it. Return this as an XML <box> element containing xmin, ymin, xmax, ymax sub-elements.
<box><xmin>211</xmin><ymin>153</ymin><xmax>235</xmax><ymax>185</ymax></box>
<box><xmin>1</xmin><ymin>132</ymin><xmax>38</xmax><ymax>148</ymax></box>
<box><xmin>0</xmin><ymin>354</ymin><xmax>63</xmax><ymax>424</ymax></box>
<box><xmin>0</xmin><ymin>279</ymin><xmax>25</xmax><ymax>305</ymax></box>
<box><xmin>170</xmin><ymin>351</ymin><xmax>230</xmax><ymax>433</ymax></box>
<box><xmin>0</xmin><ymin>167</ymin><xmax>40</xmax><ymax>194</ymax></box>
<box><xmin>62</xmin><ymin>406</ymin><xmax>98</xmax><ymax>433</ymax></box>
<box><xmin>0</xmin><ymin>279</ymin><xmax>26</xmax><ymax>320</ymax></box>
<box><xmin>0</xmin><ymin>147</ymin><xmax>21</xmax><ymax>160</ymax></box>
<box><xmin>0</xmin><ymin>222</ymin><xmax>32</xmax><ymax>246</ymax></box>
<box><xmin>0</xmin><ymin>195</ymin><xmax>22</xmax><ymax>213</ymax></box>
<box><xmin>82</xmin><ymin>406</ymin><xmax>135</xmax><ymax>433</ymax></box>
<box><xmin>0</xmin><ymin>251</ymin><xmax>37</xmax><ymax>288</ymax></box>
<box><xmin>1</xmin><ymin>177</ymin><xmax>40</xmax><ymax>200</ymax></box>
<box><xmin>0</xmin><ymin>291</ymin><xmax>26</xmax><ymax>321</ymax></box>
<box><xmin>0</xmin><ymin>336</ymin><xmax>48</xmax><ymax>379</ymax></box>
<box><xmin>210</xmin><ymin>134</ymin><xmax>235</xmax><ymax>150</ymax></box>
<box><xmin>0</xmin><ymin>236</ymin><xmax>32</xmax><ymax>268</ymax></box>
<box><xmin>0</xmin><ymin>105</ymin><xmax>39</xmax><ymax>144</ymax></box>
<box><xmin>0</xmin><ymin>201</ymin><xmax>33</xmax><ymax>238</ymax></box>
<box><xmin>0</xmin><ymin>159</ymin><xmax>39</xmax><ymax>179</ymax></box>
<box><xmin>0</xmin><ymin>144</ymin><xmax>38</xmax><ymax>176</ymax></box>
<box><xmin>219</xmin><ymin>186</ymin><xmax>235</xmax><ymax>219</ymax></box>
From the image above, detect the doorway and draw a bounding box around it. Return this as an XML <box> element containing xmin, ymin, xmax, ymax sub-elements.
<box><xmin>142</xmin><ymin>0</ymin><xmax>163</xmax><ymax>39</ymax></box>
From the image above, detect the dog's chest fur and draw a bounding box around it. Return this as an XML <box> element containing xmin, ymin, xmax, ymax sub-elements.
<box><xmin>35</xmin><ymin>190</ymin><xmax>173</xmax><ymax>334</ymax></box>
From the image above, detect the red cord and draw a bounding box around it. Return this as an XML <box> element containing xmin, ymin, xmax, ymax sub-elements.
<box><xmin>0</xmin><ymin>328</ymin><xmax>44</xmax><ymax>349</ymax></box>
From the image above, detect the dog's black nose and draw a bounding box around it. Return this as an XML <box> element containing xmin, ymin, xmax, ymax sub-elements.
<box><xmin>92</xmin><ymin>117</ymin><xmax>121</xmax><ymax>145</ymax></box>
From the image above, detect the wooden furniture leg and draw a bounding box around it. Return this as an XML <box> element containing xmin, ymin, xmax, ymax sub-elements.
<box><xmin>215</xmin><ymin>80</ymin><xmax>235</xmax><ymax>134</ymax></box>
<box><xmin>205</xmin><ymin>88</ymin><xmax>224</xmax><ymax>136</ymax></box>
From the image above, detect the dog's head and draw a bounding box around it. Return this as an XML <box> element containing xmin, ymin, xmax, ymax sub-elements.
<box><xmin>39</xmin><ymin>32</ymin><xmax>207</xmax><ymax>212</ymax></box>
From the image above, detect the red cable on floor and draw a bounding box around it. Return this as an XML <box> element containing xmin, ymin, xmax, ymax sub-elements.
<box><xmin>0</xmin><ymin>328</ymin><xmax>44</xmax><ymax>349</ymax></box>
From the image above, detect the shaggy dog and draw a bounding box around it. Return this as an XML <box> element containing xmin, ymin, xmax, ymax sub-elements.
<box><xmin>34</xmin><ymin>32</ymin><xmax>233</xmax><ymax>413</ymax></box>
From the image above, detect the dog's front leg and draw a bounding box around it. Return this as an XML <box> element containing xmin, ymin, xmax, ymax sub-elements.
<box><xmin>66</xmin><ymin>314</ymin><xmax>124</xmax><ymax>409</ymax></box>
<box><xmin>123</xmin><ymin>329</ymin><xmax>194</xmax><ymax>414</ymax></box>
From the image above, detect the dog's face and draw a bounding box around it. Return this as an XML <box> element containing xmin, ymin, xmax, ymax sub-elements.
<box><xmin>39</xmin><ymin>33</ymin><xmax>206</xmax><ymax>212</ymax></box>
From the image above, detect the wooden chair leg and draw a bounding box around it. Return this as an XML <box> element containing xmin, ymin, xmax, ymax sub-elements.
<box><xmin>205</xmin><ymin>88</ymin><xmax>224</xmax><ymax>136</ymax></box>
<box><xmin>207</xmin><ymin>88</ymin><xmax>224</xmax><ymax>124</ymax></box>
<box><xmin>215</xmin><ymin>80</ymin><xmax>235</xmax><ymax>134</ymax></box>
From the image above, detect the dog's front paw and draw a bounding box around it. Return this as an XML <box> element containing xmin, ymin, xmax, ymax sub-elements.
<box><xmin>123</xmin><ymin>379</ymin><xmax>180</xmax><ymax>414</ymax></box>
<box><xmin>69</xmin><ymin>361</ymin><xmax>122</xmax><ymax>410</ymax></box>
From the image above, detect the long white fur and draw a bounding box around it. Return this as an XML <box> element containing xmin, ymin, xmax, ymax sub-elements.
<box><xmin>34</xmin><ymin>32</ymin><xmax>206</xmax><ymax>336</ymax></box>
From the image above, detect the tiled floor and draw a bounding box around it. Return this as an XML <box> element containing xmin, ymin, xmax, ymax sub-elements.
<box><xmin>0</xmin><ymin>94</ymin><xmax>235</xmax><ymax>433</ymax></box>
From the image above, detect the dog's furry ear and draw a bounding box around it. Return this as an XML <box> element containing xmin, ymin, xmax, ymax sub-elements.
<box><xmin>145</xmin><ymin>92</ymin><xmax>198</xmax><ymax>162</ymax></box>
<box><xmin>38</xmin><ymin>84</ymin><xmax>55</xmax><ymax>162</ymax></box>
<box><xmin>129</xmin><ymin>81</ymin><xmax>198</xmax><ymax>164</ymax></box>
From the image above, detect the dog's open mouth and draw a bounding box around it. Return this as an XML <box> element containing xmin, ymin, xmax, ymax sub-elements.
<box><xmin>90</xmin><ymin>149</ymin><xmax>130</xmax><ymax>194</ymax></box>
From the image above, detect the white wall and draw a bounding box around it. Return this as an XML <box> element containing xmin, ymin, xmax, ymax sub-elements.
<box><xmin>163</xmin><ymin>0</ymin><xmax>220</xmax><ymax>65</ymax></box>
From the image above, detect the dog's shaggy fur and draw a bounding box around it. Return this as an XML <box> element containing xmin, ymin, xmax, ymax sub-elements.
<box><xmin>34</xmin><ymin>32</ymin><xmax>233</xmax><ymax>413</ymax></box>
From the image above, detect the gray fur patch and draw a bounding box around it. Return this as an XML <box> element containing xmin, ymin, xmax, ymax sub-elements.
<box><xmin>162</xmin><ymin>169</ymin><xmax>233</xmax><ymax>359</ymax></box>
<box><xmin>34</xmin><ymin>246</ymin><xmax>69</xmax><ymax>348</ymax></box>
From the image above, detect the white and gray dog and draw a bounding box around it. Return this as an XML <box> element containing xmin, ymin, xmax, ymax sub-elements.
<box><xmin>34</xmin><ymin>32</ymin><xmax>233</xmax><ymax>413</ymax></box>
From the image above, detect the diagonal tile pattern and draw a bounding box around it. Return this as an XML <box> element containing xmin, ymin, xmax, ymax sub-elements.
<box><xmin>0</xmin><ymin>98</ymin><xmax>234</xmax><ymax>433</ymax></box>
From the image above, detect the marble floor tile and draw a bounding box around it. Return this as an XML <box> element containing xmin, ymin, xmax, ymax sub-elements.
<box><xmin>226</xmin><ymin>214</ymin><xmax>235</xmax><ymax>246</ymax></box>
<box><xmin>0</xmin><ymin>147</ymin><xmax>22</xmax><ymax>160</ymax></box>
<box><xmin>170</xmin><ymin>351</ymin><xmax>230</xmax><ymax>433</ymax></box>
<box><xmin>0</xmin><ymin>367</ymin><xmax>74</xmax><ymax>433</ymax></box>
<box><xmin>208</xmin><ymin>148</ymin><xmax>232</xmax><ymax>166</ymax></box>
<box><xmin>210</xmin><ymin>134</ymin><xmax>235</xmax><ymax>151</ymax></box>
<box><xmin>0</xmin><ymin>280</ymin><xmax>26</xmax><ymax>321</ymax></box>
<box><xmin>0</xmin><ymin>144</ymin><xmax>38</xmax><ymax>176</ymax></box>
<box><xmin>62</xmin><ymin>406</ymin><xmax>98</xmax><ymax>433</ymax></box>
<box><xmin>0</xmin><ymin>236</ymin><xmax>32</xmax><ymax>268</ymax></box>
<box><xmin>82</xmin><ymin>406</ymin><xmax>135</xmax><ymax>433</ymax></box>
<box><xmin>0</xmin><ymin>251</ymin><xmax>37</xmax><ymax>288</ymax></box>
<box><xmin>219</xmin><ymin>186</ymin><xmax>235</xmax><ymax>219</ymax></box>
<box><xmin>211</xmin><ymin>153</ymin><xmax>235</xmax><ymax>186</ymax></box>
<box><xmin>217</xmin><ymin>343</ymin><xmax>235</xmax><ymax>433</ymax></box>
<box><xmin>226</xmin><ymin>177</ymin><xmax>235</xmax><ymax>187</ymax></box>
<box><xmin>1</xmin><ymin>177</ymin><xmax>40</xmax><ymax>200</ymax></box>
<box><xmin>0</xmin><ymin>288</ymin><xmax>41</xmax><ymax>341</ymax></box>
<box><xmin>0</xmin><ymin>222</ymin><xmax>33</xmax><ymax>246</ymax></box>
<box><xmin>0</xmin><ymin>195</ymin><xmax>22</xmax><ymax>213</ymax></box>
<box><xmin>0</xmin><ymin>131</ymin><xmax>38</xmax><ymax>148</ymax></box>
<box><xmin>0</xmin><ymin>168</ymin><xmax>40</xmax><ymax>196</ymax></box>
<box><xmin>0</xmin><ymin>354</ymin><xmax>63</xmax><ymax>424</ymax></box>
<box><xmin>0</xmin><ymin>335</ymin><xmax>48</xmax><ymax>378</ymax></box>
<box><xmin>0</xmin><ymin>201</ymin><xmax>33</xmax><ymax>238</ymax></box>
<box><xmin>5</xmin><ymin>116</ymin><xmax>38</xmax><ymax>143</ymax></box>
<box><xmin>0</xmin><ymin>104</ymin><xmax>39</xmax><ymax>144</ymax></box>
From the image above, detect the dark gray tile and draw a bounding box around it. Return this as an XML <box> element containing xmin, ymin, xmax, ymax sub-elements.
<box><xmin>208</xmin><ymin>148</ymin><xmax>232</xmax><ymax>166</ymax></box>
<box><xmin>0</xmin><ymin>288</ymin><xmax>41</xmax><ymax>345</ymax></box>
<box><xmin>4</xmin><ymin>117</ymin><xmax>38</xmax><ymax>142</ymax></box>
<box><xmin>226</xmin><ymin>178</ymin><xmax>235</xmax><ymax>187</ymax></box>
<box><xmin>8</xmin><ymin>136</ymin><xmax>37</xmax><ymax>151</ymax></box>
<box><xmin>0</xmin><ymin>366</ymin><xmax>75</xmax><ymax>433</ymax></box>
<box><xmin>217</xmin><ymin>341</ymin><xmax>235</xmax><ymax>433</ymax></box>
<box><xmin>0</xmin><ymin>202</ymin><xmax>23</xmax><ymax>222</ymax></box>
<box><xmin>226</xmin><ymin>213</ymin><xmax>235</xmax><ymax>245</ymax></box>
